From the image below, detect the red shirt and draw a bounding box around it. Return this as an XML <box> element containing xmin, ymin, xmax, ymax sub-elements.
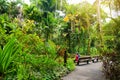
<box><xmin>75</xmin><ymin>55</ymin><xmax>79</xmax><ymax>62</ymax></box>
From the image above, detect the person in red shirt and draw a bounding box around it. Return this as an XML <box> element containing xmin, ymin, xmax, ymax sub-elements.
<box><xmin>75</xmin><ymin>53</ymin><xmax>79</xmax><ymax>62</ymax></box>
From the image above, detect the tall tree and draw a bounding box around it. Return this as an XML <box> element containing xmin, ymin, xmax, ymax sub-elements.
<box><xmin>97</xmin><ymin>0</ymin><xmax>103</xmax><ymax>47</ymax></box>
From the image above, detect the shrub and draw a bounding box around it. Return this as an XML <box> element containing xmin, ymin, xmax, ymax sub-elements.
<box><xmin>66</xmin><ymin>58</ymin><xmax>75</xmax><ymax>71</ymax></box>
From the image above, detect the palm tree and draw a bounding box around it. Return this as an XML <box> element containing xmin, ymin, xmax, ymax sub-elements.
<box><xmin>96</xmin><ymin>0</ymin><xmax>103</xmax><ymax>48</ymax></box>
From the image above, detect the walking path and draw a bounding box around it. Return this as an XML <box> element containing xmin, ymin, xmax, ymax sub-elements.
<box><xmin>61</xmin><ymin>62</ymin><xmax>106</xmax><ymax>80</ymax></box>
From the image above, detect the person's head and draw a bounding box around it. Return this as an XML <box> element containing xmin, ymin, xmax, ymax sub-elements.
<box><xmin>76</xmin><ymin>52</ymin><xmax>78</xmax><ymax>55</ymax></box>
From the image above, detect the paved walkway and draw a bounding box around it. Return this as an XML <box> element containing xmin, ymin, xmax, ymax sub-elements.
<box><xmin>61</xmin><ymin>62</ymin><xmax>106</xmax><ymax>80</ymax></box>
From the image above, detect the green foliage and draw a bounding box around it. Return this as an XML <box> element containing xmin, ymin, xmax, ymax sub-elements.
<box><xmin>0</xmin><ymin>0</ymin><xmax>9</xmax><ymax>14</ymax></box>
<box><xmin>0</xmin><ymin>0</ymin><xmax>110</xmax><ymax>79</ymax></box>
<box><xmin>66</xmin><ymin>58</ymin><xmax>75</xmax><ymax>71</ymax></box>
<box><xmin>4</xmin><ymin>53</ymin><xmax>69</xmax><ymax>80</ymax></box>
<box><xmin>90</xmin><ymin>47</ymin><xmax>99</xmax><ymax>56</ymax></box>
<box><xmin>41</xmin><ymin>0</ymin><xmax>56</xmax><ymax>12</ymax></box>
<box><xmin>103</xmin><ymin>17</ymin><xmax>120</xmax><ymax>54</ymax></box>
<box><xmin>17</xmin><ymin>64</ymin><xmax>29</xmax><ymax>80</ymax></box>
<box><xmin>45</xmin><ymin>40</ymin><xmax>57</xmax><ymax>57</ymax></box>
<box><xmin>0</xmin><ymin>38</ymin><xmax>20</xmax><ymax>74</ymax></box>
<box><xmin>102</xmin><ymin>16</ymin><xmax>120</xmax><ymax>80</ymax></box>
<box><xmin>23</xmin><ymin>4</ymin><xmax>42</xmax><ymax>22</ymax></box>
<box><xmin>19</xmin><ymin>34</ymin><xmax>45</xmax><ymax>55</ymax></box>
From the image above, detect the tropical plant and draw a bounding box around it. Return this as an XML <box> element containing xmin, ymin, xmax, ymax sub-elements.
<box><xmin>0</xmin><ymin>37</ymin><xmax>20</xmax><ymax>75</ymax></box>
<box><xmin>102</xmin><ymin>16</ymin><xmax>120</xmax><ymax>80</ymax></box>
<box><xmin>0</xmin><ymin>0</ymin><xmax>9</xmax><ymax>14</ymax></box>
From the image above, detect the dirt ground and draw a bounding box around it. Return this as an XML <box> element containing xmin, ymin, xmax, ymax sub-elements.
<box><xmin>61</xmin><ymin>62</ymin><xmax>106</xmax><ymax>80</ymax></box>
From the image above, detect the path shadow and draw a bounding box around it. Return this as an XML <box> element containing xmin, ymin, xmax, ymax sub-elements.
<box><xmin>76</xmin><ymin>61</ymin><xmax>102</xmax><ymax>66</ymax></box>
<box><xmin>76</xmin><ymin>63</ymin><xmax>91</xmax><ymax>66</ymax></box>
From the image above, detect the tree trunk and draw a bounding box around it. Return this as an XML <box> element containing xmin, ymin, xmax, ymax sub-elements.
<box><xmin>97</xmin><ymin>0</ymin><xmax>102</xmax><ymax>47</ymax></box>
<box><xmin>64</xmin><ymin>50</ymin><xmax>67</xmax><ymax>66</ymax></box>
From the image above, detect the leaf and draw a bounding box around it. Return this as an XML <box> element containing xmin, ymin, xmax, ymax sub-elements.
<box><xmin>0</xmin><ymin>37</ymin><xmax>20</xmax><ymax>73</ymax></box>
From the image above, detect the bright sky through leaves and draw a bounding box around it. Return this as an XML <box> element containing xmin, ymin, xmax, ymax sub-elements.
<box><xmin>24</xmin><ymin>0</ymin><xmax>95</xmax><ymax>5</ymax></box>
<box><xmin>23</xmin><ymin>0</ymin><xmax>117</xmax><ymax>18</ymax></box>
<box><xmin>67</xmin><ymin>0</ymin><xmax>95</xmax><ymax>4</ymax></box>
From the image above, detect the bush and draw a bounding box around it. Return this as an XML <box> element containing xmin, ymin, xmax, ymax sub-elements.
<box><xmin>4</xmin><ymin>53</ymin><xmax>69</xmax><ymax>80</ymax></box>
<box><xmin>66</xmin><ymin>58</ymin><xmax>75</xmax><ymax>71</ymax></box>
